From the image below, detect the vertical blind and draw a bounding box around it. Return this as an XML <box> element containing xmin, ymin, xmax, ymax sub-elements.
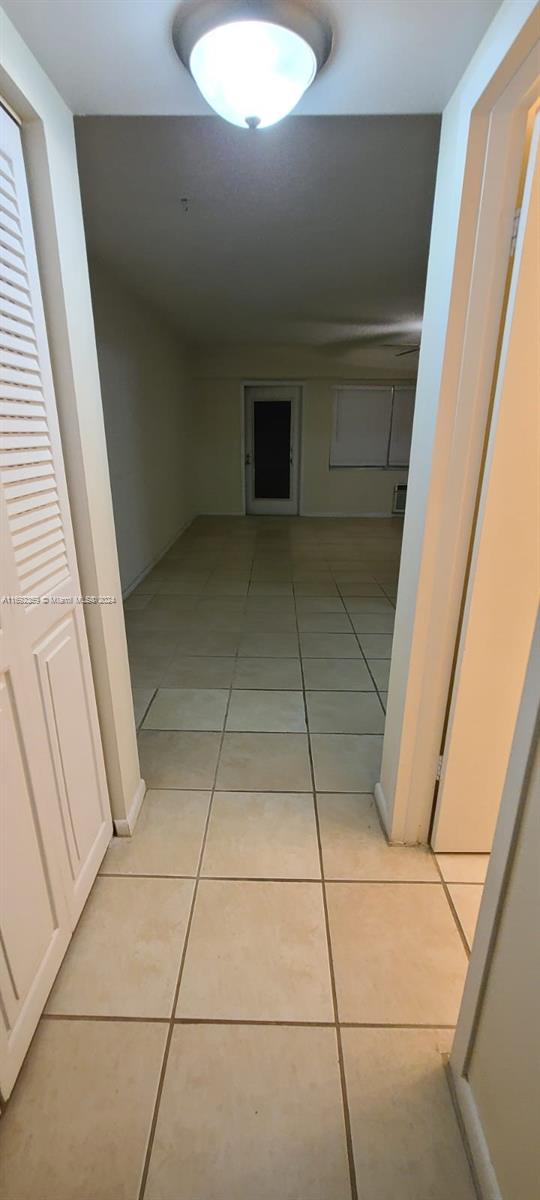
<box><xmin>330</xmin><ymin>384</ymin><xmax>415</xmax><ymax>467</ymax></box>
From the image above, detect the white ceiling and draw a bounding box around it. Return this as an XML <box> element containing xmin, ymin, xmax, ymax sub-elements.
<box><xmin>3</xmin><ymin>0</ymin><xmax>501</xmax><ymax>116</ymax></box>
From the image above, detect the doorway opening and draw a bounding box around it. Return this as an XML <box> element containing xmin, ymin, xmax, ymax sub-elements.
<box><xmin>244</xmin><ymin>384</ymin><xmax>301</xmax><ymax>515</ymax></box>
<box><xmin>427</xmin><ymin>104</ymin><xmax>539</xmax><ymax>952</ymax></box>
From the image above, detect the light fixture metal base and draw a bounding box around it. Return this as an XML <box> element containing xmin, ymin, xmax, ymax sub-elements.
<box><xmin>172</xmin><ymin>0</ymin><xmax>333</xmax><ymax>74</ymax></box>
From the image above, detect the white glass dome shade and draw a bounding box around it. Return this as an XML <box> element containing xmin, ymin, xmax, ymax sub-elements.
<box><xmin>173</xmin><ymin>1</ymin><xmax>332</xmax><ymax>130</ymax></box>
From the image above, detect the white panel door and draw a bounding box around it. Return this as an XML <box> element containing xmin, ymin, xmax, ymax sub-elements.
<box><xmin>0</xmin><ymin>108</ymin><xmax>112</xmax><ymax>1096</ymax></box>
<box><xmin>432</xmin><ymin>116</ymin><xmax>540</xmax><ymax>853</ymax></box>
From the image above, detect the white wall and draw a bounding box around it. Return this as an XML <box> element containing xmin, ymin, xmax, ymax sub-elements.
<box><xmin>0</xmin><ymin>7</ymin><xmax>142</xmax><ymax>827</ymax></box>
<box><xmin>191</xmin><ymin>344</ymin><xmax>414</xmax><ymax>516</ymax></box>
<box><xmin>90</xmin><ymin>260</ymin><xmax>195</xmax><ymax>594</ymax></box>
<box><xmin>467</xmin><ymin>734</ymin><xmax>540</xmax><ymax>1200</ymax></box>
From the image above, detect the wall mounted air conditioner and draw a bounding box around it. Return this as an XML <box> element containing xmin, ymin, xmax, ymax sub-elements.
<box><xmin>393</xmin><ymin>484</ymin><xmax>407</xmax><ymax>514</ymax></box>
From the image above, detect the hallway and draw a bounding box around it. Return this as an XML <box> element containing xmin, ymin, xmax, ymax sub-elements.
<box><xmin>0</xmin><ymin>518</ymin><xmax>483</xmax><ymax>1199</ymax></box>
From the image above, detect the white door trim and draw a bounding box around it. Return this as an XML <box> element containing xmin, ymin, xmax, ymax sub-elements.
<box><xmin>243</xmin><ymin>382</ymin><xmax>302</xmax><ymax>515</ymax></box>
<box><xmin>0</xmin><ymin>15</ymin><xmax>143</xmax><ymax>831</ymax></box>
<box><xmin>376</xmin><ymin>2</ymin><xmax>540</xmax><ymax>844</ymax></box>
<box><xmin>447</xmin><ymin>613</ymin><xmax>539</xmax><ymax>1200</ymax></box>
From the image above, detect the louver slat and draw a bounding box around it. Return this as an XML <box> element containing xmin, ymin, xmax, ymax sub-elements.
<box><xmin>0</xmin><ymin>150</ymin><xmax>69</xmax><ymax>598</ymax></box>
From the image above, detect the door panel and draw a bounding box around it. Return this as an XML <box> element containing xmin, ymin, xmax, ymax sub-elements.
<box><xmin>432</xmin><ymin>116</ymin><xmax>540</xmax><ymax>852</ymax></box>
<box><xmin>245</xmin><ymin>385</ymin><xmax>301</xmax><ymax>515</ymax></box>
<box><xmin>0</xmin><ymin>109</ymin><xmax>112</xmax><ymax>1095</ymax></box>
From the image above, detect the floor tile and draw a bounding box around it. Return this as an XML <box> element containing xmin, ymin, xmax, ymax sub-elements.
<box><xmin>307</xmin><ymin>692</ymin><xmax>384</xmax><ymax>734</ymax></box>
<box><xmin>143</xmin><ymin>687</ymin><xmax>229</xmax><ymax>731</ymax></box>
<box><xmin>294</xmin><ymin>580</ymin><xmax>339</xmax><ymax>595</ymax></box>
<box><xmin>338</xmin><ymin>583</ymin><xmax>384</xmax><ymax>596</ymax></box>
<box><xmin>233</xmin><ymin>656</ymin><xmax>302</xmax><ymax>690</ymax></box>
<box><xmin>317</xmin><ymin>794</ymin><xmax>438</xmax><ymax>880</ymax></box>
<box><xmin>0</xmin><ymin>1019</ymin><xmax>167</xmax><ymax>1200</ymax></box>
<box><xmin>342</xmin><ymin>1027</ymin><xmax>477</xmax><ymax>1200</ymax></box>
<box><xmin>448</xmin><ymin>884</ymin><xmax>483</xmax><ymax>949</ymax></box>
<box><xmin>350</xmin><ymin>612</ymin><xmax>395</xmax><ymax>634</ymax></box>
<box><xmin>295</xmin><ymin>596</ymin><xmax>345</xmax><ymax>613</ymax></box>
<box><xmin>226</xmin><ymin>690</ymin><xmax>306</xmax><ymax>733</ymax></box>
<box><xmin>311</xmin><ymin>734</ymin><xmax>383</xmax><ymax>791</ymax></box>
<box><xmin>368</xmin><ymin>658</ymin><xmax>391</xmax><ymax>689</ymax></box>
<box><xmin>139</xmin><ymin>730</ymin><xmax>221</xmax><ymax>788</ymax></box>
<box><xmin>343</xmin><ymin>596</ymin><xmax>394</xmax><ymax>614</ymax></box>
<box><xmin>358</xmin><ymin>633</ymin><xmax>393</xmax><ymax>658</ymax></box>
<box><xmin>145</xmin><ymin>1025</ymin><xmax>351</xmax><ymax>1200</ymax></box>
<box><xmin>177</xmin><ymin>880</ymin><xmax>333</xmax><ymax>1020</ymax></box>
<box><xmin>157</xmin><ymin>574</ymin><xmax>210</xmax><ymax>594</ymax></box>
<box><xmin>161</xmin><ymin>656</ymin><xmax>236</xmax><ymax>688</ymax></box>
<box><xmin>46</xmin><ymin>876</ymin><xmax>194</xmax><ymax>1017</ymax></box>
<box><xmin>173</xmin><ymin>631</ymin><xmax>240</xmax><ymax>656</ymax></box>
<box><xmin>216</xmin><ymin>733</ymin><xmax>312</xmax><ymax>791</ymax></box>
<box><xmin>302</xmin><ymin>658</ymin><xmax>374</xmax><ymax>690</ymax></box>
<box><xmin>132</xmin><ymin>686</ymin><xmax>155</xmax><ymax>727</ymax></box>
<box><xmin>297</xmin><ymin>612</ymin><xmax>352</xmax><ymax>633</ymax></box>
<box><xmin>239</xmin><ymin>631</ymin><xmax>299</xmax><ymax>657</ymax></box>
<box><xmin>436</xmin><ymin>854</ymin><xmax>489</xmax><ymax>884</ymax></box>
<box><xmin>249</xmin><ymin>580</ymin><xmax>293</xmax><ymax>595</ymax></box>
<box><xmin>300</xmin><ymin>633</ymin><xmax>361</xmax><ymax>658</ymax></box>
<box><xmin>101</xmin><ymin>790</ymin><xmax>210</xmax><ymax>876</ymax></box>
<box><xmin>327</xmin><ymin>882</ymin><xmax>468</xmax><ymax>1023</ymax></box>
<box><xmin>202</xmin><ymin>792</ymin><xmax>320</xmax><ymax>879</ymax></box>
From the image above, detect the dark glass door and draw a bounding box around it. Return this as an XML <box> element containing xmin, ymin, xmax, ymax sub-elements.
<box><xmin>253</xmin><ymin>400</ymin><xmax>291</xmax><ymax>499</ymax></box>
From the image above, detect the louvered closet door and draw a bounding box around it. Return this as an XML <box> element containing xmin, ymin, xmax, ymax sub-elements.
<box><xmin>0</xmin><ymin>107</ymin><xmax>112</xmax><ymax>1097</ymax></box>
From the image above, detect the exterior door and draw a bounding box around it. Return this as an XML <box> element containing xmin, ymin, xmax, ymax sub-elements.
<box><xmin>0</xmin><ymin>107</ymin><xmax>112</xmax><ymax>1096</ymax></box>
<box><xmin>245</xmin><ymin>385</ymin><xmax>301</xmax><ymax>515</ymax></box>
<box><xmin>431</xmin><ymin>114</ymin><xmax>540</xmax><ymax>853</ymax></box>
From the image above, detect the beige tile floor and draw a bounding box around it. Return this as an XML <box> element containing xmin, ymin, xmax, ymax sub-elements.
<box><xmin>0</xmin><ymin>516</ymin><xmax>488</xmax><ymax>1199</ymax></box>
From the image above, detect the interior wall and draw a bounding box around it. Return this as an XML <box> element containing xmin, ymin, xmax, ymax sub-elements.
<box><xmin>90</xmin><ymin>258</ymin><xmax>195</xmax><ymax>594</ymax></box>
<box><xmin>467</xmin><ymin>733</ymin><xmax>540</xmax><ymax>1200</ymax></box>
<box><xmin>190</xmin><ymin>344</ymin><xmax>414</xmax><ymax>516</ymax></box>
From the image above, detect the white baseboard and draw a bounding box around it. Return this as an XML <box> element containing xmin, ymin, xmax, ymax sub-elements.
<box><xmin>113</xmin><ymin>777</ymin><xmax>146</xmax><ymax>837</ymax></box>
<box><xmin>448</xmin><ymin>1067</ymin><xmax>502</xmax><ymax>1200</ymax></box>
<box><xmin>122</xmin><ymin>516</ymin><xmax>194</xmax><ymax>599</ymax></box>
<box><xmin>374</xmin><ymin>780</ymin><xmax>391</xmax><ymax>835</ymax></box>
<box><xmin>300</xmin><ymin>510</ymin><xmax>397</xmax><ymax>518</ymax></box>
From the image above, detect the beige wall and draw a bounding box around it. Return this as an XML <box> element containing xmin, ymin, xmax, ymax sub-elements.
<box><xmin>90</xmin><ymin>260</ymin><xmax>195</xmax><ymax>595</ymax></box>
<box><xmin>191</xmin><ymin>344</ymin><xmax>413</xmax><ymax>516</ymax></box>
<box><xmin>467</xmin><ymin>734</ymin><xmax>540</xmax><ymax>1200</ymax></box>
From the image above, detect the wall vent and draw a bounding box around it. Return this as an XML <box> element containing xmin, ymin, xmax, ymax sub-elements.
<box><xmin>392</xmin><ymin>483</ymin><xmax>407</xmax><ymax>514</ymax></box>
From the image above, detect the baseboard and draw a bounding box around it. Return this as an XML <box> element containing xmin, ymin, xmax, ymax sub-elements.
<box><xmin>198</xmin><ymin>511</ymin><xmax>245</xmax><ymax>517</ymax></box>
<box><xmin>122</xmin><ymin>516</ymin><xmax>194</xmax><ymax>599</ymax></box>
<box><xmin>113</xmin><ymin>777</ymin><xmax>146</xmax><ymax>837</ymax></box>
<box><xmin>301</xmin><ymin>510</ymin><xmax>396</xmax><ymax>518</ymax></box>
<box><xmin>374</xmin><ymin>780</ymin><xmax>391</xmax><ymax>836</ymax></box>
<box><xmin>448</xmin><ymin>1067</ymin><xmax>502</xmax><ymax>1200</ymax></box>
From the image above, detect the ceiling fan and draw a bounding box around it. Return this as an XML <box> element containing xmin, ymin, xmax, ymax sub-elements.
<box><xmin>321</xmin><ymin>320</ymin><xmax>422</xmax><ymax>358</ymax></box>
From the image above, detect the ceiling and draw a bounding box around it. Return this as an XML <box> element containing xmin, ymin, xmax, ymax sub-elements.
<box><xmin>4</xmin><ymin>0</ymin><xmax>501</xmax><ymax>116</ymax></box>
<box><xmin>75</xmin><ymin>114</ymin><xmax>440</xmax><ymax>345</ymax></box>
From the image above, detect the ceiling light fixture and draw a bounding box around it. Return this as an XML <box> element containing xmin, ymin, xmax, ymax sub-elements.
<box><xmin>172</xmin><ymin>0</ymin><xmax>332</xmax><ymax>130</ymax></box>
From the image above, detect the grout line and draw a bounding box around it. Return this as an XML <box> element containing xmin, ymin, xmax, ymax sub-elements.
<box><xmin>293</xmin><ymin>590</ymin><xmax>358</xmax><ymax>1200</ymax></box>
<box><xmin>98</xmin><ymin>872</ymin><xmax>444</xmax><ymax>884</ymax></box>
<box><xmin>432</xmin><ymin>856</ymin><xmax>472</xmax><ymax>958</ymax></box>
<box><xmin>137</xmin><ymin>536</ymin><xmax>258</xmax><ymax>1198</ymax></box>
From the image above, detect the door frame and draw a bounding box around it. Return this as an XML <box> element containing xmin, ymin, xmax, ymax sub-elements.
<box><xmin>376</xmin><ymin>2</ymin><xmax>539</xmax><ymax>846</ymax></box>
<box><xmin>1</xmin><ymin>16</ymin><xmax>143</xmax><ymax>832</ymax></box>
<box><xmin>431</xmin><ymin>109</ymin><xmax>539</xmax><ymax>853</ymax></box>
<box><xmin>242</xmin><ymin>381</ymin><xmax>303</xmax><ymax>516</ymax></box>
<box><xmin>448</xmin><ymin>613</ymin><xmax>539</xmax><ymax>1200</ymax></box>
